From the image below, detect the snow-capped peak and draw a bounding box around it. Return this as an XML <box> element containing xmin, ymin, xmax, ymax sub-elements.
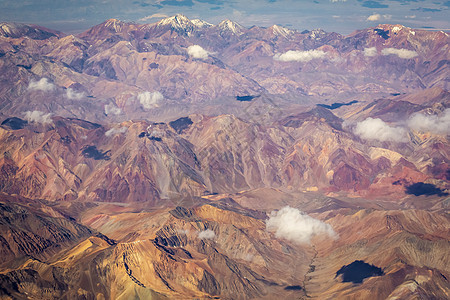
<box><xmin>156</xmin><ymin>14</ymin><xmax>198</xmax><ymax>35</ymax></box>
<box><xmin>389</xmin><ymin>24</ymin><xmax>411</xmax><ymax>33</ymax></box>
<box><xmin>104</xmin><ymin>19</ymin><xmax>124</xmax><ymax>33</ymax></box>
<box><xmin>0</xmin><ymin>22</ymin><xmax>58</xmax><ymax>39</ymax></box>
<box><xmin>218</xmin><ymin>19</ymin><xmax>244</xmax><ymax>35</ymax></box>
<box><xmin>191</xmin><ymin>19</ymin><xmax>213</xmax><ymax>28</ymax></box>
<box><xmin>392</xmin><ymin>25</ymin><xmax>403</xmax><ymax>33</ymax></box>
<box><xmin>0</xmin><ymin>22</ymin><xmax>27</xmax><ymax>36</ymax></box>
<box><xmin>271</xmin><ymin>25</ymin><xmax>293</xmax><ymax>38</ymax></box>
<box><xmin>309</xmin><ymin>28</ymin><xmax>326</xmax><ymax>40</ymax></box>
<box><xmin>158</xmin><ymin>14</ymin><xmax>192</xmax><ymax>28</ymax></box>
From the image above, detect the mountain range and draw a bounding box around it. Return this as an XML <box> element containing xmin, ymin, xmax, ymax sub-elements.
<box><xmin>0</xmin><ymin>15</ymin><xmax>448</xmax><ymax>299</ymax></box>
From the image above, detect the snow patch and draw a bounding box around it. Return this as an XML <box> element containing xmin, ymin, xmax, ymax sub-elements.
<box><xmin>191</xmin><ymin>19</ymin><xmax>213</xmax><ymax>28</ymax></box>
<box><xmin>392</xmin><ymin>25</ymin><xmax>402</xmax><ymax>33</ymax></box>
<box><xmin>218</xmin><ymin>19</ymin><xmax>244</xmax><ymax>35</ymax></box>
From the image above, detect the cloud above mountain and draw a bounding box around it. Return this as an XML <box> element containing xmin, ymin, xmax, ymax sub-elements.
<box><xmin>407</xmin><ymin>109</ymin><xmax>450</xmax><ymax>135</ymax></box>
<box><xmin>139</xmin><ymin>13</ymin><xmax>168</xmax><ymax>22</ymax></box>
<box><xmin>367</xmin><ymin>13</ymin><xmax>392</xmax><ymax>21</ymax></box>
<box><xmin>381</xmin><ymin>48</ymin><xmax>418</xmax><ymax>59</ymax></box>
<box><xmin>361</xmin><ymin>1</ymin><xmax>388</xmax><ymax>8</ymax></box>
<box><xmin>198</xmin><ymin>229</ymin><xmax>216</xmax><ymax>239</ymax></box>
<box><xmin>352</xmin><ymin>109</ymin><xmax>449</xmax><ymax>141</ymax></box>
<box><xmin>354</xmin><ymin>117</ymin><xmax>409</xmax><ymax>142</ymax></box>
<box><xmin>187</xmin><ymin>45</ymin><xmax>212</xmax><ymax>59</ymax></box>
<box><xmin>24</xmin><ymin>110</ymin><xmax>53</xmax><ymax>124</ymax></box>
<box><xmin>266</xmin><ymin>206</ymin><xmax>337</xmax><ymax>244</ymax></box>
<box><xmin>104</xmin><ymin>103</ymin><xmax>123</xmax><ymax>116</ymax></box>
<box><xmin>138</xmin><ymin>91</ymin><xmax>164</xmax><ymax>109</ymax></box>
<box><xmin>105</xmin><ymin>126</ymin><xmax>127</xmax><ymax>136</ymax></box>
<box><xmin>366</xmin><ymin>13</ymin><xmax>381</xmax><ymax>21</ymax></box>
<box><xmin>28</xmin><ymin>78</ymin><xmax>55</xmax><ymax>92</ymax></box>
<box><xmin>363</xmin><ymin>47</ymin><xmax>377</xmax><ymax>57</ymax></box>
<box><xmin>274</xmin><ymin>50</ymin><xmax>326</xmax><ymax>62</ymax></box>
<box><xmin>65</xmin><ymin>88</ymin><xmax>84</xmax><ymax>100</ymax></box>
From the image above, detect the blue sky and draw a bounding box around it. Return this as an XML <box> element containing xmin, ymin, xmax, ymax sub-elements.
<box><xmin>0</xmin><ymin>0</ymin><xmax>449</xmax><ymax>34</ymax></box>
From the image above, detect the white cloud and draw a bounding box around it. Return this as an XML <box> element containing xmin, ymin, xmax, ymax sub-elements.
<box><xmin>354</xmin><ymin>117</ymin><xmax>409</xmax><ymax>142</ymax></box>
<box><xmin>381</xmin><ymin>48</ymin><xmax>418</xmax><ymax>59</ymax></box>
<box><xmin>28</xmin><ymin>78</ymin><xmax>55</xmax><ymax>92</ymax></box>
<box><xmin>104</xmin><ymin>103</ymin><xmax>123</xmax><ymax>116</ymax></box>
<box><xmin>405</xmin><ymin>15</ymin><xmax>416</xmax><ymax>19</ymax></box>
<box><xmin>138</xmin><ymin>91</ymin><xmax>164</xmax><ymax>110</ymax></box>
<box><xmin>367</xmin><ymin>14</ymin><xmax>381</xmax><ymax>21</ymax></box>
<box><xmin>367</xmin><ymin>14</ymin><xmax>392</xmax><ymax>21</ymax></box>
<box><xmin>198</xmin><ymin>229</ymin><xmax>216</xmax><ymax>240</ymax></box>
<box><xmin>187</xmin><ymin>45</ymin><xmax>211</xmax><ymax>59</ymax></box>
<box><xmin>266</xmin><ymin>206</ymin><xmax>337</xmax><ymax>245</ymax></box>
<box><xmin>407</xmin><ymin>109</ymin><xmax>450</xmax><ymax>135</ymax></box>
<box><xmin>65</xmin><ymin>88</ymin><xmax>84</xmax><ymax>100</ymax></box>
<box><xmin>105</xmin><ymin>126</ymin><xmax>127</xmax><ymax>137</ymax></box>
<box><xmin>363</xmin><ymin>47</ymin><xmax>377</xmax><ymax>57</ymax></box>
<box><xmin>273</xmin><ymin>49</ymin><xmax>326</xmax><ymax>62</ymax></box>
<box><xmin>177</xmin><ymin>229</ymin><xmax>189</xmax><ymax>235</ymax></box>
<box><xmin>139</xmin><ymin>13</ymin><xmax>168</xmax><ymax>22</ymax></box>
<box><xmin>330</xmin><ymin>0</ymin><xmax>347</xmax><ymax>2</ymax></box>
<box><xmin>232</xmin><ymin>9</ymin><xmax>245</xmax><ymax>20</ymax></box>
<box><xmin>24</xmin><ymin>110</ymin><xmax>53</xmax><ymax>124</ymax></box>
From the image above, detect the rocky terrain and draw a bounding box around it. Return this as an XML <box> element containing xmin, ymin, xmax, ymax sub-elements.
<box><xmin>0</xmin><ymin>16</ymin><xmax>448</xmax><ymax>299</ymax></box>
<box><xmin>0</xmin><ymin>15</ymin><xmax>449</xmax><ymax>121</ymax></box>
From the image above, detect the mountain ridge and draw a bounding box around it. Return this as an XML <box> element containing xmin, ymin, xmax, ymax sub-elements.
<box><xmin>0</xmin><ymin>15</ymin><xmax>448</xmax><ymax>300</ymax></box>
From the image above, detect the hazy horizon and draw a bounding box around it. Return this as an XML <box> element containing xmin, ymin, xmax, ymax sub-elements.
<box><xmin>1</xmin><ymin>0</ymin><xmax>449</xmax><ymax>35</ymax></box>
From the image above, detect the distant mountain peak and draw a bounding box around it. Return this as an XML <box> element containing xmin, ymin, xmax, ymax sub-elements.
<box><xmin>0</xmin><ymin>21</ymin><xmax>60</xmax><ymax>39</ymax></box>
<box><xmin>391</xmin><ymin>25</ymin><xmax>405</xmax><ymax>33</ymax></box>
<box><xmin>309</xmin><ymin>28</ymin><xmax>327</xmax><ymax>40</ymax></box>
<box><xmin>191</xmin><ymin>19</ymin><xmax>213</xmax><ymax>28</ymax></box>
<box><xmin>0</xmin><ymin>22</ymin><xmax>21</xmax><ymax>33</ymax></box>
<box><xmin>103</xmin><ymin>19</ymin><xmax>125</xmax><ymax>32</ymax></box>
<box><xmin>270</xmin><ymin>25</ymin><xmax>293</xmax><ymax>37</ymax></box>
<box><xmin>218</xmin><ymin>19</ymin><xmax>244</xmax><ymax>35</ymax></box>
<box><xmin>375</xmin><ymin>24</ymin><xmax>413</xmax><ymax>33</ymax></box>
<box><xmin>157</xmin><ymin>14</ymin><xmax>196</xmax><ymax>34</ymax></box>
<box><xmin>158</xmin><ymin>14</ymin><xmax>192</xmax><ymax>27</ymax></box>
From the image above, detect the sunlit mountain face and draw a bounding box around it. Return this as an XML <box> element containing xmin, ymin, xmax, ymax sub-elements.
<box><xmin>0</xmin><ymin>15</ymin><xmax>449</xmax><ymax>300</ymax></box>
